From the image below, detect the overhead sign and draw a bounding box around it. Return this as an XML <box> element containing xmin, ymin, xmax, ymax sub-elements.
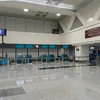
<box><xmin>85</xmin><ymin>26</ymin><xmax>100</xmax><ymax>38</ymax></box>
<box><xmin>63</xmin><ymin>45</ymin><xmax>68</xmax><ymax>49</ymax></box>
<box><xmin>42</xmin><ymin>45</ymin><xmax>48</xmax><ymax>49</ymax></box>
<box><xmin>26</xmin><ymin>44</ymin><xmax>33</xmax><ymax>49</ymax></box>
<box><xmin>49</xmin><ymin>45</ymin><xmax>55</xmax><ymax>49</ymax></box>
<box><xmin>16</xmin><ymin>44</ymin><xmax>24</xmax><ymax>48</ymax></box>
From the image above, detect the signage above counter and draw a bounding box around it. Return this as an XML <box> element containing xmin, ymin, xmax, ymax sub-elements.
<box><xmin>85</xmin><ymin>26</ymin><xmax>100</xmax><ymax>39</ymax></box>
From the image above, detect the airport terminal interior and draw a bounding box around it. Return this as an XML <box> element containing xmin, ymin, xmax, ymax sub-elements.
<box><xmin>0</xmin><ymin>0</ymin><xmax>100</xmax><ymax>100</ymax></box>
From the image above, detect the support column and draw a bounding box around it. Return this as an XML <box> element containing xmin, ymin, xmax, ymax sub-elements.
<box><xmin>75</xmin><ymin>45</ymin><xmax>89</xmax><ymax>61</ymax></box>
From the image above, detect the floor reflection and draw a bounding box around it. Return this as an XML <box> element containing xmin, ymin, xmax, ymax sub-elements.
<box><xmin>0</xmin><ymin>62</ymin><xmax>99</xmax><ymax>100</ymax></box>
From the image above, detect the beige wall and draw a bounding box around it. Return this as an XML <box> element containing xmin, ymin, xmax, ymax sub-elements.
<box><xmin>3</xmin><ymin>31</ymin><xmax>61</xmax><ymax>44</ymax></box>
<box><xmin>75</xmin><ymin>45</ymin><xmax>89</xmax><ymax>60</ymax></box>
<box><xmin>1</xmin><ymin>20</ymin><xmax>100</xmax><ymax>45</ymax></box>
<box><xmin>61</xmin><ymin>21</ymin><xmax>100</xmax><ymax>45</ymax></box>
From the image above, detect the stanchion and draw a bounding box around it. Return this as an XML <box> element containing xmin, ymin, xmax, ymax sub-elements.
<box><xmin>73</xmin><ymin>56</ymin><xmax>75</xmax><ymax>67</ymax></box>
<box><xmin>36</xmin><ymin>58</ymin><xmax>38</xmax><ymax>75</ymax></box>
<box><xmin>28</xmin><ymin>58</ymin><xmax>29</xmax><ymax>64</ymax></box>
<box><xmin>14</xmin><ymin>58</ymin><xmax>17</xmax><ymax>71</ymax></box>
<box><xmin>46</xmin><ymin>57</ymin><xmax>48</xmax><ymax>75</ymax></box>
<box><xmin>7</xmin><ymin>58</ymin><xmax>10</xmax><ymax>71</ymax></box>
<box><xmin>58</xmin><ymin>57</ymin><xmax>60</xmax><ymax>75</ymax></box>
<box><xmin>14</xmin><ymin>58</ymin><xmax>16</xmax><ymax>79</ymax></box>
<box><xmin>67</xmin><ymin>57</ymin><xmax>69</xmax><ymax>66</ymax></box>
<box><xmin>24</xmin><ymin>58</ymin><xmax>27</xmax><ymax>77</ymax></box>
<box><xmin>2</xmin><ymin>58</ymin><xmax>5</xmax><ymax>96</ymax></box>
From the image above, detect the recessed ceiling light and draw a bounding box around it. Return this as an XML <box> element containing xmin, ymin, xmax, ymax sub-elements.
<box><xmin>24</xmin><ymin>9</ymin><xmax>29</xmax><ymax>12</ymax></box>
<box><xmin>56</xmin><ymin>13</ymin><xmax>61</xmax><ymax>16</ymax></box>
<box><xmin>88</xmin><ymin>18</ymin><xmax>93</xmax><ymax>21</ymax></box>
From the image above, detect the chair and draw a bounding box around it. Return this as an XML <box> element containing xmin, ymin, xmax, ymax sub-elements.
<box><xmin>89</xmin><ymin>54</ymin><xmax>96</xmax><ymax>66</ymax></box>
<box><xmin>60</xmin><ymin>54</ymin><xmax>68</xmax><ymax>61</ymax></box>
<box><xmin>48</xmin><ymin>54</ymin><xmax>55</xmax><ymax>62</ymax></box>
<box><xmin>40</xmin><ymin>55</ymin><xmax>48</xmax><ymax>62</ymax></box>
<box><xmin>0</xmin><ymin>58</ymin><xmax>8</xmax><ymax>65</ymax></box>
<box><xmin>16</xmin><ymin>55</ymin><xmax>23</xmax><ymax>64</ymax></box>
<box><xmin>25</xmin><ymin>55</ymin><xmax>32</xmax><ymax>63</ymax></box>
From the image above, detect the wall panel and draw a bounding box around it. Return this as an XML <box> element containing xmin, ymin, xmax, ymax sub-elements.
<box><xmin>0</xmin><ymin>16</ymin><xmax>5</xmax><ymax>29</ymax></box>
<box><xmin>16</xmin><ymin>18</ymin><xmax>25</xmax><ymax>32</ymax></box>
<box><xmin>61</xmin><ymin>21</ymin><xmax>100</xmax><ymax>45</ymax></box>
<box><xmin>26</xmin><ymin>19</ymin><xmax>36</xmax><ymax>32</ymax></box>
<box><xmin>5</xmin><ymin>48</ymin><xmax>15</xmax><ymax>58</ymax></box>
<box><xmin>36</xmin><ymin>20</ymin><xmax>43</xmax><ymax>33</ymax></box>
<box><xmin>51</xmin><ymin>22</ymin><xmax>58</xmax><ymax>29</ymax></box>
<box><xmin>6</xmin><ymin>17</ymin><xmax>15</xmax><ymax>31</ymax></box>
<box><xmin>4</xmin><ymin>31</ymin><xmax>61</xmax><ymax>44</ymax></box>
<box><xmin>44</xmin><ymin>21</ymin><xmax>52</xmax><ymax>33</ymax></box>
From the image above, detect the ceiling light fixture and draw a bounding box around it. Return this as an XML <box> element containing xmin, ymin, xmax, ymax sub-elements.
<box><xmin>56</xmin><ymin>13</ymin><xmax>61</xmax><ymax>16</ymax></box>
<box><xmin>24</xmin><ymin>9</ymin><xmax>29</xmax><ymax>12</ymax></box>
<box><xmin>88</xmin><ymin>18</ymin><xmax>93</xmax><ymax>22</ymax></box>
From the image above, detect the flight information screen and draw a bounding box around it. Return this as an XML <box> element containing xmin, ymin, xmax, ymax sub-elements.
<box><xmin>0</xmin><ymin>29</ymin><xmax>6</xmax><ymax>36</ymax></box>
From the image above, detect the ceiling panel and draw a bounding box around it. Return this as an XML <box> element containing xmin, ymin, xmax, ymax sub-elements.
<box><xmin>63</xmin><ymin>0</ymin><xmax>85</xmax><ymax>6</ymax></box>
<box><xmin>0</xmin><ymin>1</ymin><xmax>76</xmax><ymax>16</ymax></box>
<box><xmin>20</xmin><ymin>0</ymin><xmax>83</xmax><ymax>9</ymax></box>
<box><xmin>46</xmin><ymin>14</ymin><xmax>65</xmax><ymax>20</ymax></box>
<box><xmin>0</xmin><ymin>0</ymin><xmax>94</xmax><ymax>20</ymax></box>
<box><xmin>0</xmin><ymin>6</ymin><xmax>37</xmax><ymax>16</ymax></box>
<box><xmin>0</xmin><ymin>6</ymin><xmax>65</xmax><ymax>21</ymax></box>
<box><xmin>0</xmin><ymin>0</ymin><xmax>91</xmax><ymax>10</ymax></box>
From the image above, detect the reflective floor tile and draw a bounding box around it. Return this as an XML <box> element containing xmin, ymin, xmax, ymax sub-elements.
<box><xmin>0</xmin><ymin>87</ymin><xmax>25</xmax><ymax>97</ymax></box>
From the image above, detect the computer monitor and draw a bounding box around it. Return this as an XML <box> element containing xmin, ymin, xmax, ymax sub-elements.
<box><xmin>0</xmin><ymin>29</ymin><xmax>7</xmax><ymax>36</ymax></box>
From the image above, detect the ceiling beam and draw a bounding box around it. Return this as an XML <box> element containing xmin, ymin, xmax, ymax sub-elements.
<box><xmin>0</xmin><ymin>1</ymin><xmax>76</xmax><ymax>16</ymax></box>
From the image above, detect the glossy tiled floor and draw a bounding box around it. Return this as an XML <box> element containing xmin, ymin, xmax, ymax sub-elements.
<box><xmin>0</xmin><ymin>61</ymin><xmax>100</xmax><ymax>100</ymax></box>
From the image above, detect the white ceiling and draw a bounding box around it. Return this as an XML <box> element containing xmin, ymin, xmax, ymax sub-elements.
<box><xmin>0</xmin><ymin>6</ymin><xmax>66</xmax><ymax>21</ymax></box>
<box><xmin>63</xmin><ymin>0</ymin><xmax>84</xmax><ymax>6</ymax></box>
<box><xmin>17</xmin><ymin>0</ymin><xmax>83</xmax><ymax>9</ymax></box>
<box><xmin>0</xmin><ymin>0</ymin><xmax>94</xmax><ymax>10</ymax></box>
<box><xmin>0</xmin><ymin>0</ymin><xmax>94</xmax><ymax>20</ymax></box>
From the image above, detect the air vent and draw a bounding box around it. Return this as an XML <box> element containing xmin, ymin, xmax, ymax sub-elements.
<box><xmin>36</xmin><ymin>11</ymin><xmax>49</xmax><ymax>18</ymax></box>
<box><xmin>46</xmin><ymin>0</ymin><xmax>63</xmax><ymax>6</ymax></box>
